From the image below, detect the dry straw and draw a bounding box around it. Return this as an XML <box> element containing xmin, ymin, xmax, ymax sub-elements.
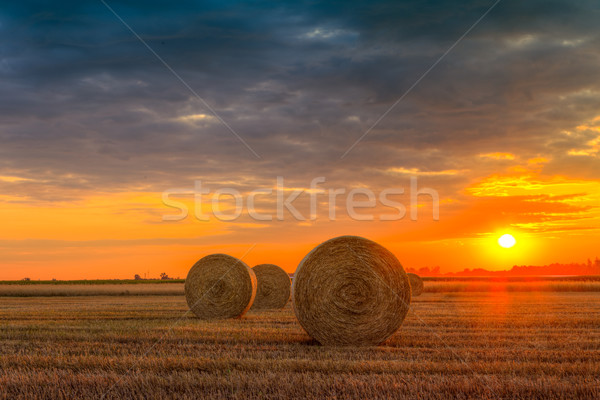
<box><xmin>250</xmin><ymin>264</ymin><xmax>291</xmax><ymax>310</ymax></box>
<box><xmin>184</xmin><ymin>254</ymin><xmax>257</xmax><ymax>319</ymax></box>
<box><xmin>407</xmin><ymin>273</ymin><xmax>424</xmax><ymax>296</ymax></box>
<box><xmin>292</xmin><ymin>235</ymin><xmax>411</xmax><ymax>346</ymax></box>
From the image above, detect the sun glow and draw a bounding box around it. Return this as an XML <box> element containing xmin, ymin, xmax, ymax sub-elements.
<box><xmin>498</xmin><ymin>234</ymin><xmax>516</xmax><ymax>248</ymax></box>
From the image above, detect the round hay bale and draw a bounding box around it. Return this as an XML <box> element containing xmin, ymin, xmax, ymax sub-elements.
<box><xmin>250</xmin><ymin>264</ymin><xmax>291</xmax><ymax>310</ymax></box>
<box><xmin>407</xmin><ymin>273</ymin><xmax>424</xmax><ymax>296</ymax></box>
<box><xmin>292</xmin><ymin>236</ymin><xmax>411</xmax><ymax>346</ymax></box>
<box><xmin>184</xmin><ymin>254</ymin><xmax>257</xmax><ymax>319</ymax></box>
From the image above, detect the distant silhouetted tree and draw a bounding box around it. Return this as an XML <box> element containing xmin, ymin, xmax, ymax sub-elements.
<box><xmin>22</xmin><ymin>277</ymin><xmax>30</xmax><ymax>281</ymax></box>
<box><xmin>134</xmin><ymin>274</ymin><xmax>142</xmax><ymax>280</ymax></box>
<box><xmin>160</xmin><ymin>272</ymin><xmax>170</xmax><ymax>280</ymax></box>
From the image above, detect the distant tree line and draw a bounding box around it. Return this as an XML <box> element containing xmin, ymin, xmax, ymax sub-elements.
<box><xmin>407</xmin><ymin>257</ymin><xmax>600</xmax><ymax>277</ymax></box>
<box><xmin>133</xmin><ymin>273</ymin><xmax>176</xmax><ymax>280</ymax></box>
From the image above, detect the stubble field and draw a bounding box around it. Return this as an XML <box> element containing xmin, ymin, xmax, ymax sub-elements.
<box><xmin>0</xmin><ymin>284</ymin><xmax>599</xmax><ymax>399</ymax></box>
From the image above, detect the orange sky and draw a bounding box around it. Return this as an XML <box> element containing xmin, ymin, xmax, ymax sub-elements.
<box><xmin>1</xmin><ymin>151</ymin><xmax>599</xmax><ymax>279</ymax></box>
<box><xmin>2</xmin><ymin>2</ymin><xmax>600</xmax><ymax>279</ymax></box>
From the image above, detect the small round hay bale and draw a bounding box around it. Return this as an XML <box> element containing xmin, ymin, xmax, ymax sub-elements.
<box><xmin>292</xmin><ymin>236</ymin><xmax>411</xmax><ymax>346</ymax></box>
<box><xmin>250</xmin><ymin>264</ymin><xmax>291</xmax><ymax>310</ymax></box>
<box><xmin>407</xmin><ymin>273</ymin><xmax>424</xmax><ymax>296</ymax></box>
<box><xmin>184</xmin><ymin>254</ymin><xmax>257</xmax><ymax>319</ymax></box>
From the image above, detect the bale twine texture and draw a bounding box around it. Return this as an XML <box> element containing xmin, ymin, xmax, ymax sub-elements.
<box><xmin>407</xmin><ymin>273</ymin><xmax>424</xmax><ymax>296</ymax></box>
<box><xmin>185</xmin><ymin>254</ymin><xmax>257</xmax><ymax>319</ymax></box>
<box><xmin>292</xmin><ymin>236</ymin><xmax>411</xmax><ymax>346</ymax></box>
<box><xmin>250</xmin><ymin>264</ymin><xmax>291</xmax><ymax>310</ymax></box>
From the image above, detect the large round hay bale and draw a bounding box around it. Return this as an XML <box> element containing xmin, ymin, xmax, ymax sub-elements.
<box><xmin>292</xmin><ymin>236</ymin><xmax>411</xmax><ymax>346</ymax></box>
<box><xmin>184</xmin><ymin>254</ymin><xmax>257</xmax><ymax>319</ymax></box>
<box><xmin>250</xmin><ymin>264</ymin><xmax>291</xmax><ymax>310</ymax></box>
<box><xmin>407</xmin><ymin>273</ymin><xmax>424</xmax><ymax>296</ymax></box>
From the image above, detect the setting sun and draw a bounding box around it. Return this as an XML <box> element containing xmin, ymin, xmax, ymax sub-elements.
<box><xmin>498</xmin><ymin>234</ymin><xmax>517</xmax><ymax>248</ymax></box>
<box><xmin>2</xmin><ymin>1</ymin><xmax>600</xmax><ymax>399</ymax></box>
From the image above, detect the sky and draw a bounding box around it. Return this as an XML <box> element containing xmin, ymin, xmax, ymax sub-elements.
<box><xmin>1</xmin><ymin>0</ymin><xmax>600</xmax><ymax>279</ymax></box>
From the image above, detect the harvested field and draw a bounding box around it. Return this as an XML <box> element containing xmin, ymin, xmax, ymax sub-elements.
<box><xmin>1</xmin><ymin>289</ymin><xmax>599</xmax><ymax>399</ymax></box>
<box><xmin>0</xmin><ymin>283</ymin><xmax>184</xmax><ymax>297</ymax></box>
<box><xmin>2</xmin><ymin>278</ymin><xmax>599</xmax><ymax>297</ymax></box>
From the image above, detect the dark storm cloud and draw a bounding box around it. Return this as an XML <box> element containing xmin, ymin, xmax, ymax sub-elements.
<box><xmin>1</xmin><ymin>0</ymin><xmax>600</xmax><ymax>201</ymax></box>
